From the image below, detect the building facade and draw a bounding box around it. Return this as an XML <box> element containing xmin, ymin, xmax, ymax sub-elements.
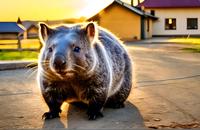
<box><xmin>21</xmin><ymin>21</ymin><xmax>39</xmax><ymax>39</ymax></box>
<box><xmin>0</xmin><ymin>22</ymin><xmax>24</xmax><ymax>39</ymax></box>
<box><xmin>88</xmin><ymin>0</ymin><xmax>157</xmax><ymax>40</ymax></box>
<box><xmin>138</xmin><ymin>0</ymin><xmax>200</xmax><ymax>37</ymax></box>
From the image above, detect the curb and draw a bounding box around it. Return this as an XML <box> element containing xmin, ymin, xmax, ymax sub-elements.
<box><xmin>0</xmin><ymin>61</ymin><xmax>37</xmax><ymax>71</ymax></box>
<box><xmin>126</xmin><ymin>41</ymin><xmax>185</xmax><ymax>45</ymax></box>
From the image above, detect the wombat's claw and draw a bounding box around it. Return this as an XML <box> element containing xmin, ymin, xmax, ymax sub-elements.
<box><xmin>87</xmin><ymin>111</ymin><xmax>103</xmax><ymax>120</ymax></box>
<box><xmin>42</xmin><ymin>112</ymin><xmax>60</xmax><ymax>120</ymax></box>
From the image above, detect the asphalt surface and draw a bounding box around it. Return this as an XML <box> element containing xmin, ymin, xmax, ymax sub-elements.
<box><xmin>0</xmin><ymin>43</ymin><xmax>200</xmax><ymax>129</ymax></box>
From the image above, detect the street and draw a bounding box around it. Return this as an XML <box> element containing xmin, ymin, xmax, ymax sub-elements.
<box><xmin>0</xmin><ymin>43</ymin><xmax>200</xmax><ymax>129</ymax></box>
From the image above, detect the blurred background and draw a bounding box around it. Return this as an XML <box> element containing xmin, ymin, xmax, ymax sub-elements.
<box><xmin>0</xmin><ymin>0</ymin><xmax>142</xmax><ymax>61</ymax></box>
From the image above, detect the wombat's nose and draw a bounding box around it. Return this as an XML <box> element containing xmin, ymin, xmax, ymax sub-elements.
<box><xmin>53</xmin><ymin>54</ymin><xmax>66</xmax><ymax>71</ymax></box>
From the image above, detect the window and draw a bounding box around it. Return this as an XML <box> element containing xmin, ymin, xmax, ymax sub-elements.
<box><xmin>150</xmin><ymin>10</ymin><xmax>155</xmax><ymax>16</ymax></box>
<box><xmin>187</xmin><ymin>18</ymin><xmax>198</xmax><ymax>30</ymax></box>
<box><xmin>165</xmin><ymin>18</ymin><xmax>176</xmax><ymax>30</ymax></box>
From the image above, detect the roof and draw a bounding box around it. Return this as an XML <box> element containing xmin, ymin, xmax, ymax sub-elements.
<box><xmin>0</xmin><ymin>22</ymin><xmax>25</xmax><ymax>33</ymax></box>
<box><xmin>22</xmin><ymin>21</ymin><xmax>38</xmax><ymax>30</ymax></box>
<box><xmin>138</xmin><ymin>0</ymin><xmax>200</xmax><ymax>8</ymax></box>
<box><xmin>115</xmin><ymin>0</ymin><xmax>144</xmax><ymax>15</ymax></box>
<box><xmin>88</xmin><ymin>0</ymin><xmax>157</xmax><ymax>20</ymax></box>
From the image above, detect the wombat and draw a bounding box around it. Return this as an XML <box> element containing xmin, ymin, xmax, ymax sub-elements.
<box><xmin>37</xmin><ymin>22</ymin><xmax>132</xmax><ymax>120</ymax></box>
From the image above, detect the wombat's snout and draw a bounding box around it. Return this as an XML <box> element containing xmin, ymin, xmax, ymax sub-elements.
<box><xmin>53</xmin><ymin>54</ymin><xmax>67</xmax><ymax>73</ymax></box>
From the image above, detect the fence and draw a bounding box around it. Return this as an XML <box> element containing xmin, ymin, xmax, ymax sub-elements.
<box><xmin>0</xmin><ymin>38</ymin><xmax>42</xmax><ymax>51</ymax></box>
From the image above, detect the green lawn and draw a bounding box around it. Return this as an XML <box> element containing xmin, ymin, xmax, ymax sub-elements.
<box><xmin>181</xmin><ymin>46</ymin><xmax>200</xmax><ymax>53</ymax></box>
<box><xmin>169</xmin><ymin>37</ymin><xmax>200</xmax><ymax>44</ymax></box>
<box><xmin>0</xmin><ymin>39</ymin><xmax>41</xmax><ymax>60</ymax></box>
<box><xmin>169</xmin><ymin>37</ymin><xmax>200</xmax><ymax>53</ymax></box>
<box><xmin>0</xmin><ymin>51</ymin><xmax>39</xmax><ymax>60</ymax></box>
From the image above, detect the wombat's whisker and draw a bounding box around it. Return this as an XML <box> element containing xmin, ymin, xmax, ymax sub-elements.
<box><xmin>25</xmin><ymin>66</ymin><xmax>38</xmax><ymax>77</ymax></box>
<box><xmin>41</xmin><ymin>69</ymin><xmax>61</xmax><ymax>80</ymax></box>
<box><xmin>43</xmin><ymin>74</ymin><xmax>55</xmax><ymax>81</ymax></box>
<box><xmin>28</xmin><ymin>69</ymin><xmax>38</xmax><ymax>78</ymax></box>
<box><xmin>72</xmin><ymin>64</ymin><xmax>86</xmax><ymax>71</ymax></box>
<box><xmin>40</xmin><ymin>61</ymin><xmax>50</xmax><ymax>63</ymax></box>
<box><xmin>42</xmin><ymin>71</ymin><xmax>55</xmax><ymax>81</ymax></box>
<box><xmin>40</xmin><ymin>62</ymin><xmax>71</xmax><ymax>80</ymax></box>
<box><xmin>26</xmin><ymin>62</ymin><xmax>38</xmax><ymax>68</ymax></box>
<box><xmin>30</xmin><ymin>65</ymin><xmax>38</xmax><ymax>70</ymax></box>
<box><xmin>65</xmin><ymin>68</ymin><xmax>77</xmax><ymax>74</ymax></box>
<box><xmin>41</xmin><ymin>63</ymin><xmax>49</xmax><ymax>66</ymax></box>
<box><xmin>42</xmin><ymin>70</ymin><xmax>55</xmax><ymax>79</ymax></box>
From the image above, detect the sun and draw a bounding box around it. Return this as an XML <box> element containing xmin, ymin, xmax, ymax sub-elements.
<box><xmin>78</xmin><ymin>0</ymin><xmax>113</xmax><ymax>19</ymax></box>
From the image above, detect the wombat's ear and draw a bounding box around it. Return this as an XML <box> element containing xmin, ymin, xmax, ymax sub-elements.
<box><xmin>85</xmin><ymin>22</ymin><xmax>98</xmax><ymax>43</ymax></box>
<box><xmin>38</xmin><ymin>22</ymin><xmax>54</xmax><ymax>43</ymax></box>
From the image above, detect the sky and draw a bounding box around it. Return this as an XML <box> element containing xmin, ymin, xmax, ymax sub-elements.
<box><xmin>0</xmin><ymin>0</ymin><xmax>142</xmax><ymax>21</ymax></box>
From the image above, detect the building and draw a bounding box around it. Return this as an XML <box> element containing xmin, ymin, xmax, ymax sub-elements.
<box><xmin>0</xmin><ymin>22</ymin><xmax>24</xmax><ymax>39</ymax></box>
<box><xmin>88</xmin><ymin>0</ymin><xmax>157</xmax><ymax>40</ymax></box>
<box><xmin>22</xmin><ymin>21</ymin><xmax>39</xmax><ymax>39</ymax></box>
<box><xmin>138</xmin><ymin>0</ymin><xmax>200</xmax><ymax>37</ymax></box>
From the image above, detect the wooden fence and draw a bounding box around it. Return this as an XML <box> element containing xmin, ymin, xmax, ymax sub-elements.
<box><xmin>0</xmin><ymin>38</ymin><xmax>42</xmax><ymax>51</ymax></box>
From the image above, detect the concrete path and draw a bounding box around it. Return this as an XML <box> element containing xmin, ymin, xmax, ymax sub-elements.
<box><xmin>128</xmin><ymin>43</ymin><xmax>200</xmax><ymax>129</ymax></box>
<box><xmin>0</xmin><ymin>43</ymin><xmax>200</xmax><ymax>129</ymax></box>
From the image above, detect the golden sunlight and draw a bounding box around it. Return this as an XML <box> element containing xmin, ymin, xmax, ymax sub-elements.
<box><xmin>0</xmin><ymin>0</ymin><xmax>113</xmax><ymax>21</ymax></box>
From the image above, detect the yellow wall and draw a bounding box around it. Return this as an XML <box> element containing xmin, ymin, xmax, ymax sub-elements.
<box><xmin>28</xmin><ymin>27</ymin><xmax>38</xmax><ymax>34</ymax></box>
<box><xmin>97</xmin><ymin>3</ymin><xmax>141</xmax><ymax>40</ymax></box>
<box><xmin>23</xmin><ymin>26</ymin><xmax>38</xmax><ymax>39</ymax></box>
<box><xmin>23</xmin><ymin>32</ymin><xmax>27</xmax><ymax>39</ymax></box>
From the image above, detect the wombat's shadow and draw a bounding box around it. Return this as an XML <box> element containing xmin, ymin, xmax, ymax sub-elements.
<box><xmin>42</xmin><ymin>101</ymin><xmax>144</xmax><ymax>129</ymax></box>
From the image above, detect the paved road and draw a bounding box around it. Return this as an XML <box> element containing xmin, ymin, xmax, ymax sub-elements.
<box><xmin>0</xmin><ymin>43</ymin><xmax>200</xmax><ymax>129</ymax></box>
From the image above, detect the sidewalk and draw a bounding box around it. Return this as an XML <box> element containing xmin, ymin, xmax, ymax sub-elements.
<box><xmin>0</xmin><ymin>60</ymin><xmax>37</xmax><ymax>70</ymax></box>
<box><xmin>0</xmin><ymin>43</ymin><xmax>200</xmax><ymax>129</ymax></box>
<box><xmin>130</xmin><ymin>37</ymin><xmax>173</xmax><ymax>44</ymax></box>
<box><xmin>126</xmin><ymin>37</ymin><xmax>199</xmax><ymax>44</ymax></box>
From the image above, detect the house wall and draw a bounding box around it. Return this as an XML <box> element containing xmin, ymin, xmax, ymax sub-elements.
<box><xmin>27</xmin><ymin>27</ymin><xmax>38</xmax><ymax>38</ymax></box>
<box><xmin>28</xmin><ymin>27</ymin><xmax>38</xmax><ymax>34</ymax></box>
<box><xmin>0</xmin><ymin>33</ymin><xmax>18</xmax><ymax>39</ymax></box>
<box><xmin>144</xmin><ymin>18</ymin><xmax>153</xmax><ymax>38</ymax></box>
<box><xmin>95</xmin><ymin>3</ymin><xmax>142</xmax><ymax>40</ymax></box>
<box><xmin>24</xmin><ymin>26</ymin><xmax>38</xmax><ymax>39</ymax></box>
<box><xmin>23</xmin><ymin>32</ymin><xmax>27</xmax><ymax>39</ymax></box>
<box><xmin>145</xmin><ymin>8</ymin><xmax>200</xmax><ymax>36</ymax></box>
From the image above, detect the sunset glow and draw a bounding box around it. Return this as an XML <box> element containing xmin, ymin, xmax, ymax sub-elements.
<box><xmin>0</xmin><ymin>0</ymin><xmax>113</xmax><ymax>21</ymax></box>
<box><xmin>0</xmin><ymin>0</ymin><xmax>145</xmax><ymax>21</ymax></box>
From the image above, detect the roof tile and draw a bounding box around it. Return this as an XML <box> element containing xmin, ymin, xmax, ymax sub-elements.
<box><xmin>0</xmin><ymin>22</ymin><xmax>24</xmax><ymax>33</ymax></box>
<box><xmin>138</xmin><ymin>0</ymin><xmax>200</xmax><ymax>8</ymax></box>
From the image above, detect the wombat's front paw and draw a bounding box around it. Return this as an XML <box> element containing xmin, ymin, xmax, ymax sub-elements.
<box><xmin>87</xmin><ymin>110</ymin><xmax>103</xmax><ymax>120</ymax></box>
<box><xmin>42</xmin><ymin>111</ymin><xmax>60</xmax><ymax>120</ymax></box>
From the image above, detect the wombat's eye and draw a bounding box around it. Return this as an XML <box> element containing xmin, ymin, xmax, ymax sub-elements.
<box><xmin>48</xmin><ymin>47</ymin><xmax>53</xmax><ymax>52</ymax></box>
<box><xmin>73</xmin><ymin>46</ymin><xmax>81</xmax><ymax>53</ymax></box>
